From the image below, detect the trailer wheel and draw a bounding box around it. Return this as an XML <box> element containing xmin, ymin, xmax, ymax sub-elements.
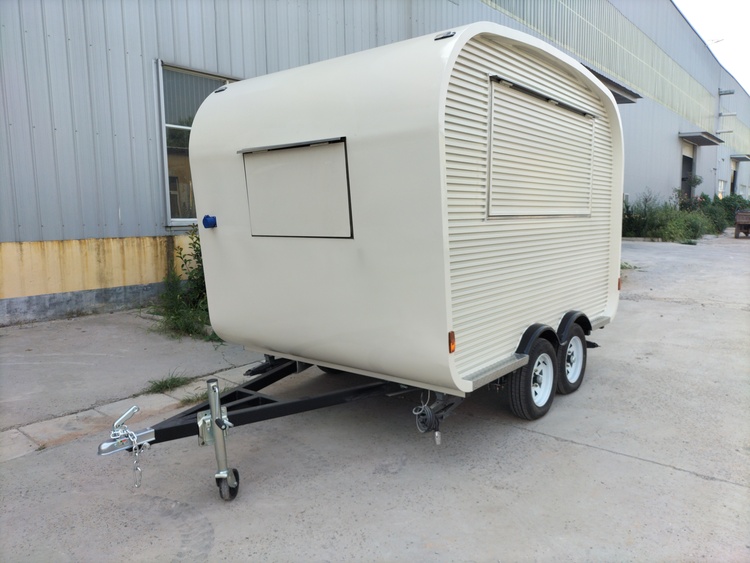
<box><xmin>509</xmin><ymin>338</ymin><xmax>557</xmax><ymax>420</ymax></box>
<box><xmin>217</xmin><ymin>468</ymin><xmax>240</xmax><ymax>501</ymax></box>
<box><xmin>557</xmin><ymin>324</ymin><xmax>587</xmax><ymax>394</ymax></box>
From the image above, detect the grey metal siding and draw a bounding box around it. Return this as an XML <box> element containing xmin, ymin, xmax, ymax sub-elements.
<box><xmin>1</xmin><ymin>0</ymin><xmax>170</xmax><ymax>242</ymax></box>
<box><xmin>619</xmin><ymin>97</ymin><xmax>686</xmax><ymax>200</ymax></box>
<box><xmin>1</xmin><ymin>0</ymin><xmax>748</xmax><ymax>243</ymax></box>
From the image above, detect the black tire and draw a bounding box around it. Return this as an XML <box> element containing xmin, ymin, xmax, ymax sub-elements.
<box><xmin>217</xmin><ymin>468</ymin><xmax>240</xmax><ymax>501</ymax></box>
<box><xmin>557</xmin><ymin>324</ymin><xmax>587</xmax><ymax>395</ymax></box>
<box><xmin>509</xmin><ymin>338</ymin><xmax>557</xmax><ymax>420</ymax></box>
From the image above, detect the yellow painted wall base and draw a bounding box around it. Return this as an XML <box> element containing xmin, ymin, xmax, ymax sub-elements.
<box><xmin>1</xmin><ymin>235</ymin><xmax>189</xmax><ymax>300</ymax></box>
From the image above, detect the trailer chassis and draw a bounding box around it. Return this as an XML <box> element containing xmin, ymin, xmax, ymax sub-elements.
<box><xmin>98</xmin><ymin>358</ymin><xmax>458</xmax><ymax>500</ymax></box>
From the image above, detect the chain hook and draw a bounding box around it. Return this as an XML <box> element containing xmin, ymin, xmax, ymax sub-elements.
<box><xmin>133</xmin><ymin>451</ymin><xmax>143</xmax><ymax>488</ymax></box>
<box><xmin>126</xmin><ymin>427</ymin><xmax>147</xmax><ymax>488</ymax></box>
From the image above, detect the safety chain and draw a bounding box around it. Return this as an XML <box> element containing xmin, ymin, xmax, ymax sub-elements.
<box><xmin>126</xmin><ymin>428</ymin><xmax>142</xmax><ymax>487</ymax></box>
<box><xmin>110</xmin><ymin>424</ymin><xmax>149</xmax><ymax>488</ymax></box>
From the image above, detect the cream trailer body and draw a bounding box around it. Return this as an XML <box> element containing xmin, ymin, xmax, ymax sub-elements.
<box><xmin>189</xmin><ymin>22</ymin><xmax>623</xmax><ymax>417</ymax></box>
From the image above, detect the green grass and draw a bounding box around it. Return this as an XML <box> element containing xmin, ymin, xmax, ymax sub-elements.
<box><xmin>179</xmin><ymin>382</ymin><xmax>229</xmax><ymax>405</ymax></box>
<box><xmin>144</xmin><ymin>372</ymin><xmax>193</xmax><ymax>394</ymax></box>
<box><xmin>179</xmin><ymin>390</ymin><xmax>210</xmax><ymax>406</ymax></box>
<box><xmin>620</xmin><ymin>262</ymin><xmax>639</xmax><ymax>270</ymax></box>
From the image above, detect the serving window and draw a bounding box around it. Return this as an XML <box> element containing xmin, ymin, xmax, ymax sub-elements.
<box><xmin>242</xmin><ymin>138</ymin><xmax>353</xmax><ymax>238</ymax></box>
<box><xmin>488</xmin><ymin>77</ymin><xmax>595</xmax><ymax>217</ymax></box>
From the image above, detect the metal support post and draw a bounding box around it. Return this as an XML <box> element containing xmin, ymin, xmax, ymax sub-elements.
<box><xmin>207</xmin><ymin>379</ymin><xmax>237</xmax><ymax>488</ymax></box>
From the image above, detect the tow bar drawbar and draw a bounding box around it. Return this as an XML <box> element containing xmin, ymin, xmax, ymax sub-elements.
<box><xmin>97</xmin><ymin>380</ymin><xmax>240</xmax><ymax>499</ymax></box>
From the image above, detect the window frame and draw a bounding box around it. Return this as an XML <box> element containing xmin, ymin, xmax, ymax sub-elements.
<box><xmin>157</xmin><ymin>61</ymin><xmax>233</xmax><ymax>226</ymax></box>
<box><xmin>486</xmin><ymin>76</ymin><xmax>596</xmax><ymax>219</ymax></box>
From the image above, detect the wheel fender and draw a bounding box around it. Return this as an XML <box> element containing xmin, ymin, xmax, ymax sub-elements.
<box><xmin>516</xmin><ymin>323</ymin><xmax>560</xmax><ymax>356</ymax></box>
<box><xmin>557</xmin><ymin>311</ymin><xmax>592</xmax><ymax>345</ymax></box>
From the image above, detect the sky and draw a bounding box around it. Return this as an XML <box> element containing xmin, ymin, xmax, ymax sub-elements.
<box><xmin>671</xmin><ymin>0</ymin><xmax>750</xmax><ymax>93</ymax></box>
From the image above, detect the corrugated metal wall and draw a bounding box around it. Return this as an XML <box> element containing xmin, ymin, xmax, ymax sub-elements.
<box><xmin>1</xmin><ymin>0</ymin><xmax>166</xmax><ymax>242</ymax></box>
<box><xmin>486</xmin><ymin>0</ymin><xmax>720</xmax><ymax>134</ymax></box>
<box><xmin>1</xmin><ymin>0</ymin><xmax>748</xmax><ymax>244</ymax></box>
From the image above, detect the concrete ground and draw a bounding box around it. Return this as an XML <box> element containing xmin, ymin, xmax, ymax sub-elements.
<box><xmin>0</xmin><ymin>234</ymin><xmax>748</xmax><ymax>561</ymax></box>
<box><xmin>0</xmin><ymin>310</ymin><xmax>264</xmax><ymax>457</ymax></box>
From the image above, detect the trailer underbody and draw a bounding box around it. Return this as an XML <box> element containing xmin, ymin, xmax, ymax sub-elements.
<box><xmin>98</xmin><ymin>357</ymin><xmax>462</xmax><ymax>500</ymax></box>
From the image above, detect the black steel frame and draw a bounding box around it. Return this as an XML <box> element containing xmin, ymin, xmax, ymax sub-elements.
<box><xmin>151</xmin><ymin>359</ymin><xmax>408</xmax><ymax>444</ymax></box>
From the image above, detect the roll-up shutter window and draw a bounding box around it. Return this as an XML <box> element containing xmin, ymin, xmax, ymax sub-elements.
<box><xmin>489</xmin><ymin>80</ymin><xmax>595</xmax><ymax>217</ymax></box>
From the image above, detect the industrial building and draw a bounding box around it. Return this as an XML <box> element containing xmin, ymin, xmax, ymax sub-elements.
<box><xmin>1</xmin><ymin>0</ymin><xmax>749</xmax><ymax>324</ymax></box>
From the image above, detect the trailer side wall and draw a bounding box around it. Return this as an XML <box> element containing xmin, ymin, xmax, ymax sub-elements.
<box><xmin>443</xmin><ymin>33</ymin><xmax>623</xmax><ymax>387</ymax></box>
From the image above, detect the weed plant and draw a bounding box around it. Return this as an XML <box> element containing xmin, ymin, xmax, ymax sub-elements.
<box><xmin>153</xmin><ymin>225</ymin><xmax>219</xmax><ymax>339</ymax></box>
<box><xmin>623</xmin><ymin>189</ymin><xmax>749</xmax><ymax>242</ymax></box>
<box><xmin>180</xmin><ymin>390</ymin><xmax>210</xmax><ymax>405</ymax></box>
<box><xmin>144</xmin><ymin>372</ymin><xmax>193</xmax><ymax>394</ymax></box>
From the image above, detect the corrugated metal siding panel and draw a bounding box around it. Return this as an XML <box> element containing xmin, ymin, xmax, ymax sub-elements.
<box><xmin>343</xmin><ymin>0</ymin><xmax>376</xmax><ymax>54</ymax></box>
<box><xmin>104</xmin><ymin>0</ymin><xmax>138</xmax><ymax>237</ymax></box>
<box><xmin>0</xmin><ymin>67</ymin><xmax>13</xmax><ymax>234</ymax></box>
<box><xmin>308</xmin><ymin>0</ymin><xmax>344</xmax><ymax>63</ymax></box>
<box><xmin>43</xmin><ymin>0</ymin><xmax>76</xmax><ymax>241</ymax></box>
<box><xmin>200</xmin><ymin>0</ymin><xmax>219</xmax><ymax>72</ymax></box>
<box><xmin>723</xmin><ymin>120</ymin><xmax>750</xmax><ymax>155</ymax></box>
<box><xmin>137</xmin><ymin>2</ymin><xmax>165</xmax><ymax>232</ymax></box>
<box><xmin>610</xmin><ymin>0</ymin><xmax>717</xmax><ymax>91</ymax></box>
<box><xmin>240</xmin><ymin>1</ymin><xmax>268</xmax><ymax>77</ymax></box>
<box><xmin>153</xmin><ymin>0</ymin><xmax>175</xmax><ymax>64</ymax></box>
<box><xmin>63</xmin><ymin>0</ymin><xmax>97</xmax><ymax>240</ymax></box>
<box><xmin>266</xmin><ymin>0</ymin><xmax>311</xmax><ymax>72</ymax></box>
<box><xmin>0</xmin><ymin>0</ymin><xmax>34</xmax><ymax>242</ymax></box>
<box><xmin>410</xmin><ymin>0</ymin><xmax>491</xmax><ymax>36</ymax></box>
<box><xmin>215</xmin><ymin>0</ymin><xmax>233</xmax><ymax>76</ymax></box>
<box><xmin>123</xmin><ymin>1</ymin><xmax>158</xmax><ymax>236</ymax></box>
<box><xmin>482</xmin><ymin>0</ymin><xmax>715</xmax><ymax>132</ymax></box>
<box><xmin>718</xmin><ymin>73</ymin><xmax>750</xmax><ymax>154</ymax></box>
<box><xmin>444</xmin><ymin>35</ymin><xmax>613</xmax><ymax>380</ymax></box>
<box><xmin>171</xmin><ymin>1</ymin><xmax>193</xmax><ymax>68</ymax></box>
<box><xmin>375</xmin><ymin>0</ymin><xmax>411</xmax><ymax>45</ymax></box>
<box><xmin>84</xmin><ymin>0</ymin><xmax>122</xmax><ymax>238</ymax></box>
<box><xmin>21</xmin><ymin>0</ymin><xmax>59</xmax><ymax>241</ymax></box>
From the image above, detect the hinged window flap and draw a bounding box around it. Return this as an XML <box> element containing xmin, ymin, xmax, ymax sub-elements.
<box><xmin>243</xmin><ymin>138</ymin><xmax>353</xmax><ymax>238</ymax></box>
<box><xmin>238</xmin><ymin>137</ymin><xmax>345</xmax><ymax>155</ymax></box>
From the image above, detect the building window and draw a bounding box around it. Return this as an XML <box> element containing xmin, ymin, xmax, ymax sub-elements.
<box><xmin>717</xmin><ymin>180</ymin><xmax>726</xmax><ymax>199</ymax></box>
<box><xmin>160</xmin><ymin>64</ymin><xmax>231</xmax><ymax>224</ymax></box>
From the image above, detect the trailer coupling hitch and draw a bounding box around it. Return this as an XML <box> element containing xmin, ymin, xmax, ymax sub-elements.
<box><xmin>412</xmin><ymin>393</ymin><xmax>464</xmax><ymax>445</ymax></box>
<box><xmin>97</xmin><ymin>405</ymin><xmax>155</xmax><ymax>488</ymax></box>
